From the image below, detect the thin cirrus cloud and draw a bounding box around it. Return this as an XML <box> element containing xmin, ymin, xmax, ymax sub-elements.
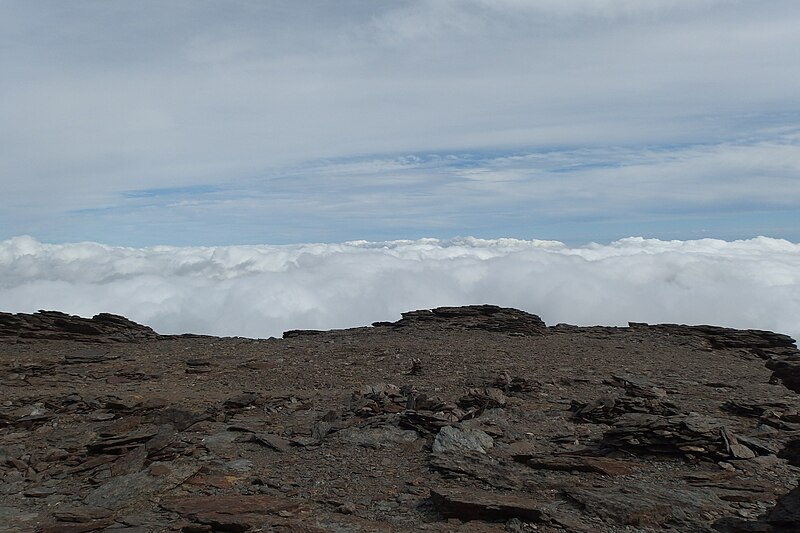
<box><xmin>42</xmin><ymin>134</ymin><xmax>797</xmax><ymax>246</ymax></box>
<box><xmin>2</xmin><ymin>235</ymin><xmax>799</xmax><ymax>341</ymax></box>
<box><xmin>1</xmin><ymin>1</ymin><xmax>799</xmax><ymax>245</ymax></box>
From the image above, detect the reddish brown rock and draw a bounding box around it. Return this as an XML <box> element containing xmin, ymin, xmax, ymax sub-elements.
<box><xmin>430</xmin><ymin>486</ymin><xmax>549</xmax><ymax>522</ymax></box>
<box><xmin>163</xmin><ymin>494</ymin><xmax>308</xmax><ymax>532</ymax></box>
<box><xmin>40</xmin><ymin>520</ymin><xmax>114</xmax><ymax>533</ymax></box>
<box><xmin>513</xmin><ymin>454</ymin><xmax>635</xmax><ymax>476</ymax></box>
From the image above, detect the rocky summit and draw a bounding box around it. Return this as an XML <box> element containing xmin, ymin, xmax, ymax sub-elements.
<box><xmin>1</xmin><ymin>305</ymin><xmax>800</xmax><ymax>532</ymax></box>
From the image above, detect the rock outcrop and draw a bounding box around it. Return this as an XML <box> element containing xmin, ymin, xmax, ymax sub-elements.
<box><xmin>374</xmin><ymin>304</ymin><xmax>548</xmax><ymax>336</ymax></box>
<box><xmin>0</xmin><ymin>310</ymin><xmax>160</xmax><ymax>343</ymax></box>
<box><xmin>628</xmin><ymin>321</ymin><xmax>800</xmax><ymax>394</ymax></box>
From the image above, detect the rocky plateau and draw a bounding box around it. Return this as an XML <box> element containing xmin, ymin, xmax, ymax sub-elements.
<box><xmin>1</xmin><ymin>305</ymin><xmax>800</xmax><ymax>532</ymax></box>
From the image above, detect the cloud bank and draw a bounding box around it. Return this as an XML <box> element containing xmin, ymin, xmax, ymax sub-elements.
<box><xmin>2</xmin><ymin>235</ymin><xmax>798</xmax><ymax>341</ymax></box>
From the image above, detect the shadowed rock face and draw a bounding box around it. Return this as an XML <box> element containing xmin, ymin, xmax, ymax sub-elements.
<box><xmin>0</xmin><ymin>310</ymin><xmax>160</xmax><ymax>343</ymax></box>
<box><xmin>1</xmin><ymin>306</ymin><xmax>799</xmax><ymax>532</ymax></box>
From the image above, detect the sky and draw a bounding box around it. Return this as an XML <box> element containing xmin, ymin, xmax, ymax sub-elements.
<box><xmin>1</xmin><ymin>0</ymin><xmax>799</xmax><ymax>246</ymax></box>
<box><xmin>2</xmin><ymin>2</ymin><xmax>799</xmax><ymax>339</ymax></box>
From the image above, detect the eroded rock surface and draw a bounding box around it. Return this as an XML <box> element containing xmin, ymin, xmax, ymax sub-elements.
<box><xmin>373</xmin><ymin>304</ymin><xmax>548</xmax><ymax>336</ymax></box>
<box><xmin>1</xmin><ymin>305</ymin><xmax>799</xmax><ymax>532</ymax></box>
<box><xmin>0</xmin><ymin>311</ymin><xmax>159</xmax><ymax>343</ymax></box>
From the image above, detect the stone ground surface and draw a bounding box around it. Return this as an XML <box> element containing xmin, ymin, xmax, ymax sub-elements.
<box><xmin>2</xmin><ymin>305</ymin><xmax>800</xmax><ymax>532</ymax></box>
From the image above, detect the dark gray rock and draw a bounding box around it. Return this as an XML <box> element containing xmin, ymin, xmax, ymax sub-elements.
<box><xmin>571</xmin><ymin>395</ymin><xmax>680</xmax><ymax>423</ymax></box>
<box><xmin>335</xmin><ymin>426</ymin><xmax>419</xmax><ymax>449</ymax></box>
<box><xmin>429</xmin><ymin>450</ymin><xmax>524</xmax><ymax>490</ymax></box>
<box><xmin>375</xmin><ymin>305</ymin><xmax>548</xmax><ymax>336</ymax></box>
<box><xmin>602</xmin><ymin>413</ymin><xmax>757</xmax><ymax>460</ymax></box>
<box><xmin>768</xmin><ymin>486</ymin><xmax>800</xmax><ymax>527</ymax></box>
<box><xmin>0</xmin><ymin>310</ymin><xmax>159</xmax><ymax>342</ymax></box>
<box><xmin>84</xmin><ymin>461</ymin><xmax>199</xmax><ymax>510</ymax></box>
<box><xmin>565</xmin><ymin>481</ymin><xmax>722</xmax><ymax>528</ymax></box>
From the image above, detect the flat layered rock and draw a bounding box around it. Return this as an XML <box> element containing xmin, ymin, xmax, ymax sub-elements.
<box><xmin>162</xmin><ymin>494</ymin><xmax>308</xmax><ymax>531</ymax></box>
<box><xmin>84</xmin><ymin>460</ymin><xmax>200</xmax><ymax>510</ymax></box>
<box><xmin>513</xmin><ymin>453</ymin><xmax>635</xmax><ymax>476</ymax></box>
<box><xmin>374</xmin><ymin>304</ymin><xmax>547</xmax><ymax>336</ymax></box>
<box><xmin>430</xmin><ymin>487</ymin><xmax>550</xmax><ymax>522</ymax></box>
<box><xmin>565</xmin><ymin>481</ymin><xmax>723</xmax><ymax>528</ymax></box>
<box><xmin>429</xmin><ymin>450</ymin><xmax>526</xmax><ymax>490</ymax></box>
<box><xmin>0</xmin><ymin>310</ymin><xmax>159</xmax><ymax>342</ymax></box>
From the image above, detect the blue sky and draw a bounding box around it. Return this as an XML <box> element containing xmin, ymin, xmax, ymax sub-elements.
<box><xmin>2</xmin><ymin>0</ymin><xmax>799</xmax><ymax>246</ymax></box>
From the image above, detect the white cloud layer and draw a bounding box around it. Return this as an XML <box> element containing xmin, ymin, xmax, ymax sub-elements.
<box><xmin>2</xmin><ymin>235</ymin><xmax>798</xmax><ymax>341</ymax></box>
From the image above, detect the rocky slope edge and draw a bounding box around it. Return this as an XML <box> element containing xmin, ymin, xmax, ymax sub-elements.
<box><xmin>1</xmin><ymin>305</ymin><xmax>799</xmax><ymax>532</ymax></box>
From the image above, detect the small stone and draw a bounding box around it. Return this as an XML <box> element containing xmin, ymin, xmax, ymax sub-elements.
<box><xmin>312</xmin><ymin>421</ymin><xmax>332</xmax><ymax>442</ymax></box>
<box><xmin>505</xmin><ymin>518</ymin><xmax>525</xmax><ymax>532</ymax></box>
<box><xmin>335</xmin><ymin>502</ymin><xmax>356</xmax><ymax>515</ymax></box>
<box><xmin>223</xmin><ymin>392</ymin><xmax>261</xmax><ymax>409</ymax></box>
<box><xmin>245</xmin><ymin>432</ymin><xmax>293</xmax><ymax>453</ymax></box>
<box><xmin>729</xmin><ymin>443</ymin><xmax>757</xmax><ymax>459</ymax></box>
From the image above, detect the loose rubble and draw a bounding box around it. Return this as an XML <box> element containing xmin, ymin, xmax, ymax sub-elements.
<box><xmin>1</xmin><ymin>305</ymin><xmax>799</xmax><ymax>532</ymax></box>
